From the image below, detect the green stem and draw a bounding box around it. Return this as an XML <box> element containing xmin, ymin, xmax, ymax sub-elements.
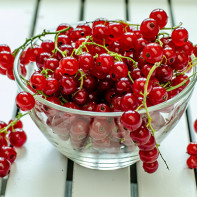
<box><xmin>12</xmin><ymin>26</ymin><xmax>71</xmax><ymax>57</ymax></box>
<box><xmin>53</xmin><ymin>33</ymin><xmax>65</xmax><ymax>57</ymax></box>
<box><xmin>128</xmin><ymin>71</ymin><xmax>134</xmax><ymax>83</ymax></box>
<box><xmin>161</xmin><ymin>22</ymin><xmax>183</xmax><ymax>30</ymax></box>
<box><xmin>0</xmin><ymin>112</ymin><xmax>29</xmax><ymax>134</ymax></box>
<box><xmin>143</xmin><ymin>62</ymin><xmax>160</xmax><ymax>135</ymax></box>
<box><xmin>166</xmin><ymin>71</ymin><xmax>197</xmax><ymax>92</ymax></box>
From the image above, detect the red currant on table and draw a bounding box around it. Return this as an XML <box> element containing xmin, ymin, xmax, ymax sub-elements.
<box><xmin>0</xmin><ymin>157</ymin><xmax>11</xmax><ymax>177</ymax></box>
<box><xmin>187</xmin><ymin>143</ymin><xmax>197</xmax><ymax>155</ymax></box>
<box><xmin>187</xmin><ymin>155</ymin><xmax>197</xmax><ymax>169</ymax></box>
<box><xmin>8</xmin><ymin>128</ymin><xmax>27</xmax><ymax>147</ymax></box>
<box><xmin>0</xmin><ymin>146</ymin><xmax>17</xmax><ymax>164</ymax></box>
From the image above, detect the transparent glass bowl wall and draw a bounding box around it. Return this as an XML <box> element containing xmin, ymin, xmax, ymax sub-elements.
<box><xmin>14</xmin><ymin>35</ymin><xmax>197</xmax><ymax>170</ymax></box>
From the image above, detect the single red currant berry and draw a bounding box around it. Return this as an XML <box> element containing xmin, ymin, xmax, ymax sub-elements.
<box><xmin>95</xmin><ymin>53</ymin><xmax>114</xmax><ymax>74</ymax></box>
<box><xmin>43</xmin><ymin>77</ymin><xmax>59</xmax><ymax>96</ymax></box>
<box><xmin>59</xmin><ymin>75</ymin><xmax>78</xmax><ymax>95</ymax></box>
<box><xmin>16</xmin><ymin>91</ymin><xmax>35</xmax><ymax>111</ymax></box>
<box><xmin>134</xmin><ymin>38</ymin><xmax>148</xmax><ymax>54</ymax></box>
<box><xmin>83</xmin><ymin>75</ymin><xmax>98</xmax><ymax>92</ymax></box>
<box><xmin>56</xmin><ymin>23</ymin><xmax>73</xmax><ymax>36</ymax></box>
<box><xmin>178</xmin><ymin>41</ymin><xmax>193</xmax><ymax>56</ymax></box>
<box><xmin>59</xmin><ymin>56</ymin><xmax>79</xmax><ymax>75</ymax></box>
<box><xmin>156</xmin><ymin>64</ymin><xmax>173</xmax><ymax>83</ymax></box>
<box><xmin>171</xmin><ymin>51</ymin><xmax>188</xmax><ymax>71</ymax></box>
<box><xmin>130</xmin><ymin>125</ymin><xmax>151</xmax><ymax>145</ymax></box>
<box><xmin>44</xmin><ymin>58</ymin><xmax>59</xmax><ymax>73</ymax></box>
<box><xmin>9</xmin><ymin>128</ymin><xmax>27</xmax><ymax>147</ymax></box>
<box><xmin>0</xmin><ymin>51</ymin><xmax>14</xmax><ymax>70</ymax></box>
<box><xmin>140</xmin><ymin>18</ymin><xmax>159</xmax><ymax>40</ymax></box>
<box><xmin>98</xmin><ymin>75</ymin><xmax>114</xmax><ymax>92</ymax></box>
<box><xmin>138</xmin><ymin>134</ymin><xmax>156</xmax><ymax>151</ymax></box>
<box><xmin>141</xmin><ymin>64</ymin><xmax>156</xmax><ymax>78</ymax></box>
<box><xmin>120</xmin><ymin>110</ymin><xmax>142</xmax><ymax>131</ymax></box>
<box><xmin>95</xmin><ymin>103</ymin><xmax>111</xmax><ymax>112</ymax></box>
<box><xmin>110</xmin><ymin>61</ymin><xmax>128</xmax><ymax>80</ymax></box>
<box><xmin>77</xmin><ymin>23</ymin><xmax>92</xmax><ymax>36</ymax></box>
<box><xmin>30</xmin><ymin>71</ymin><xmax>46</xmax><ymax>91</ymax></box>
<box><xmin>187</xmin><ymin>155</ymin><xmax>197</xmax><ymax>169</ymax></box>
<box><xmin>171</xmin><ymin>27</ymin><xmax>189</xmax><ymax>46</ymax></box>
<box><xmin>92</xmin><ymin>24</ymin><xmax>109</xmax><ymax>44</ymax></box>
<box><xmin>143</xmin><ymin>160</ymin><xmax>159</xmax><ymax>173</ymax></box>
<box><xmin>57</xmin><ymin>44</ymin><xmax>74</xmax><ymax>60</ymax></box>
<box><xmin>148</xmin><ymin>86</ymin><xmax>168</xmax><ymax>105</ymax></box>
<box><xmin>115</xmin><ymin>77</ymin><xmax>132</xmax><ymax>95</ymax></box>
<box><xmin>57</xmin><ymin>35</ymin><xmax>71</xmax><ymax>46</ymax></box>
<box><xmin>130</xmin><ymin>68</ymin><xmax>143</xmax><ymax>80</ymax></box>
<box><xmin>0</xmin><ymin>157</ymin><xmax>11</xmax><ymax>177</ymax></box>
<box><xmin>78</xmin><ymin>53</ymin><xmax>95</xmax><ymax>71</ymax></box>
<box><xmin>110</xmin><ymin>96</ymin><xmax>122</xmax><ymax>112</ymax></box>
<box><xmin>0</xmin><ymin>146</ymin><xmax>17</xmax><ymax>164</ymax></box>
<box><xmin>132</xmin><ymin>77</ymin><xmax>152</xmax><ymax>97</ymax></box>
<box><xmin>108</xmin><ymin>22</ymin><xmax>124</xmax><ymax>41</ymax></box>
<box><xmin>194</xmin><ymin>120</ymin><xmax>197</xmax><ymax>133</ymax></box>
<box><xmin>139</xmin><ymin>147</ymin><xmax>159</xmax><ymax>163</ymax></box>
<box><xmin>187</xmin><ymin>143</ymin><xmax>197</xmax><ymax>155</ymax></box>
<box><xmin>143</xmin><ymin>43</ymin><xmax>163</xmax><ymax>64</ymax></box>
<box><xmin>41</xmin><ymin>40</ymin><xmax>55</xmax><ymax>54</ymax></box>
<box><xmin>29</xmin><ymin>45</ymin><xmax>44</xmax><ymax>62</ymax></box>
<box><xmin>120</xmin><ymin>32</ymin><xmax>136</xmax><ymax>51</ymax></box>
<box><xmin>149</xmin><ymin>9</ymin><xmax>168</xmax><ymax>29</ymax></box>
<box><xmin>36</xmin><ymin>52</ymin><xmax>51</xmax><ymax>70</ymax></box>
<box><xmin>72</xmin><ymin>89</ymin><xmax>88</xmax><ymax>105</ymax></box>
<box><xmin>121</xmin><ymin>93</ymin><xmax>139</xmax><ymax>111</ymax></box>
<box><xmin>70</xmin><ymin>28</ymin><xmax>85</xmax><ymax>42</ymax></box>
<box><xmin>163</xmin><ymin>47</ymin><xmax>176</xmax><ymax>65</ymax></box>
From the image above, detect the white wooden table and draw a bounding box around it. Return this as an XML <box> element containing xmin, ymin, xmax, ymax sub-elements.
<box><xmin>0</xmin><ymin>0</ymin><xmax>197</xmax><ymax>196</ymax></box>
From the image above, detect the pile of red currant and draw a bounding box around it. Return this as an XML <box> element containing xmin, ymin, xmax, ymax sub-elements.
<box><xmin>0</xmin><ymin>118</ymin><xmax>26</xmax><ymax>177</ymax></box>
<box><xmin>0</xmin><ymin>8</ymin><xmax>197</xmax><ymax>174</ymax></box>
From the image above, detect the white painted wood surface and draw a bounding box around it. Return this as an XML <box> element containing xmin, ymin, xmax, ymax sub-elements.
<box><xmin>0</xmin><ymin>0</ymin><xmax>196</xmax><ymax>197</ymax></box>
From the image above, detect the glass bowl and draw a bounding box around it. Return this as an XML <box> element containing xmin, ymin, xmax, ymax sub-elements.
<box><xmin>13</xmin><ymin>33</ymin><xmax>197</xmax><ymax>170</ymax></box>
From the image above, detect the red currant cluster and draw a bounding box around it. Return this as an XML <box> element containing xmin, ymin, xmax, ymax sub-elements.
<box><xmin>0</xmin><ymin>44</ymin><xmax>15</xmax><ymax>80</ymax></box>
<box><xmin>187</xmin><ymin>143</ymin><xmax>197</xmax><ymax>169</ymax></box>
<box><xmin>0</xmin><ymin>118</ymin><xmax>27</xmax><ymax>177</ymax></box>
<box><xmin>0</xmin><ymin>8</ymin><xmax>196</xmax><ymax>173</ymax></box>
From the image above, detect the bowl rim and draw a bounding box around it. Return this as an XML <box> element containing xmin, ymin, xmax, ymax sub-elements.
<box><xmin>13</xmin><ymin>34</ymin><xmax>197</xmax><ymax>117</ymax></box>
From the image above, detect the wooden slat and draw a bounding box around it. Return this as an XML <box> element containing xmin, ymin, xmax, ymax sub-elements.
<box><xmin>73</xmin><ymin>164</ymin><xmax>130</xmax><ymax>197</ymax></box>
<box><xmin>130</xmin><ymin>0</ymin><xmax>197</xmax><ymax>196</ymax></box>
<box><xmin>4</xmin><ymin>0</ymin><xmax>80</xmax><ymax>197</ymax></box>
<box><xmin>0</xmin><ymin>0</ymin><xmax>36</xmax><ymax>194</ymax></box>
<box><xmin>72</xmin><ymin>1</ymin><xmax>131</xmax><ymax>197</ymax></box>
